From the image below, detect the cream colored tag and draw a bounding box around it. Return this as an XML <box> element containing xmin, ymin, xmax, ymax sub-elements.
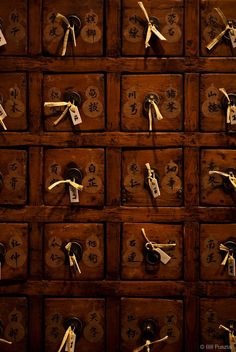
<box><xmin>229</xmin><ymin>28</ymin><xmax>236</xmax><ymax>48</ymax></box>
<box><xmin>0</xmin><ymin>29</ymin><xmax>7</xmax><ymax>47</ymax></box>
<box><xmin>69</xmin><ymin>106</ymin><xmax>82</xmax><ymax>125</ymax></box>
<box><xmin>154</xmin><ymin>247</ymin><xmax>171</xmax><ymax>264</ymax></box>
<box><xmin>69</xmin><ymin>184</ymin><xmax>80</xmax><ymax>203</ymax></box>
<box><xmin>0</xmin><ymin>104</ymin><xmax>7</xmax><ymax>130</ymax></box>
<box><xmin>145</xmin><ymin>163</ymin><xmax>160</xmax><ymax>198</ymax></box>
<box><xmin>228</xmin><ymin>255</ymin><xmax>236</xmax><ymax>276</ymax></box>
<box><xmin>230</xmin><ymin>105</ymin><xmax>236</xmax><ymax>125</ymax></box>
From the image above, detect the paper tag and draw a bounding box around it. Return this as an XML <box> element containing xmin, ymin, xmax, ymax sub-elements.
<box><xmin>69</xmin><ymin>106</ymin><xmax>82</xmax><ymax>125</ymax></box>
<box><xmin>0</xmin><ymin>29</ymin><xmax>7</xmax><ymax>47</ymax></box>
<box><xmin>228</xmin><ymin>255</ymin><xmax>236</xmax><ymax>276</ymax></box>
<box><xmin>149</xmin><ymin>177</ymin><xmax>161</xmax><ymax>198</ymax></box>
<box><xmin>230</xmin><ymin>105</ymin><xmax>236</xmax><ymax>125</ymax></box>
<box><xmin>229</xmin><ymin>28</ymin><xmax>236</xmax><ymax>48</ymax></box>
<box><xmin>154</xmin><ymin>248</ymin><xmax>171</xmax><ymax>264</ymax></box>
<box><xmin>0</xmin><ymin>104</ymin><xmax>7</xmax><ymax>120</ymax></box>
<box><xmin>151</xmin><ymin>25</ymin><xmax>167</xmax><ymax>41</ymax></box>
<box><xmin>69</xmin><ymin>185</ymin><xmax>80</xmax><ymax>203</ymax></box>
<box><xmin>65</xmin><ymin>331</ymin><xmax>76</xmax><ymax>352</ymax></box>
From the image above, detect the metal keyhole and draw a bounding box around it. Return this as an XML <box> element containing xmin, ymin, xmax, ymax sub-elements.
<box><xmin>64</xmin><ymin>91</ymin><xmax>82</xmax><ymax>108</ymax></box>
<box><xmin>145</xmin><ymin>246</ymin><xmax>160</xmax><ymax>265</ymax></box>
<box><xmin>224</xmin><ymin>20</ymin><xmax>236</xmax><ymax>41</ymax></box>
<box><xmin>221</xmin><ymin>92</ymin><xmax>236</xmax><ymax>112</ymax></box>
<box><xmin>64</xmin><ymin>316</ymin><xmax>83</xmax><ymax>339</ymax></box>
<box><xmin>224</xmin><ymin>241</ymin><xmax>236</xmax><ymax>257</ymax></box>
<box><xmin>64</xmin><ymin>162</ymin><xmax>83</xmax><ymax>185</ymax></box>
<box><xmin>62</xmin><ymin>15</ymin><xmax>81</xmax><ymax>40</ymax></box>
<box><xmin>0</xmin><ymin>243</ymin><xmax>6</xmax><ymax>264</ymax></box>
<box><xmin>222</xmin><ymin>168</ymin><xmax>236</xmax><ymax>194</ymax></box>
<box><xmin>143</xmin><ymin>93</ymin><xmax>160</xmax><ymax>118</ymax></box>
<box><xmin>140</xmin><ymin>319</ymin><xmax>158</xmax><ymax>341</ymax></box>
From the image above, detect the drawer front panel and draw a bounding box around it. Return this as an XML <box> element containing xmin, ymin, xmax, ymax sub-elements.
<box><xmin>121</xmin><ymin>74</ymin><xmax>183</xmax><ymax>131</ymax></box>
<box><xmin>121</xmin><ymin>223</ymin><xmax>183</xmax><ymax>280</ymax></box>
<box><xmin>44</xmin><ymin>223</ymin><xmax>104</xmax><ymax>280</ymax></box>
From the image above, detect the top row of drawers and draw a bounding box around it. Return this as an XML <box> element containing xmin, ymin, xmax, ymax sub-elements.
<box><xmin>1</xmin><ymin>0</ymin><xmax>236</xmax><ymax>56</ymax></box>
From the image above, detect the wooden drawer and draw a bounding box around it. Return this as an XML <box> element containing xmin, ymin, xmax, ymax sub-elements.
<box><xmin>201</xmin><ymin>74</ymin><xmax>236</xmax><ymax>132</ymax></box>
<box><xmin>201</xmin><ymin>149</ymin><xmax>236</xmax><ymax>206</ymax></box>
<box><xmin>200</xmin><ymin>224</ymin><xmax>236</xmax><ymax>280</ymax></box>
<box><xmin>121</xmin><ymin>74</ymin><xmax>183</xmax><ymax>131</ymax></box>
<box><xmin>0</xmin><ymin>297</ymin><xmax>27</xmax><ymax>352</ymax></box>
<box><xmin>201</xmin><ymin>0</ymin><xmax>236</xmax><ymax>56</ymax></box>
<box><xmin>44</xmin><ymin>148</ymin><xmax>104</xmax><ymax>206</ymax></box>
<box><xmin>44</xmin><ymin>223</ymin><xmax>104</xmax><ymax>280</ymax></box>
<box><xmin>43</xmin><ymin>0</ymin><xmax>103</xmax><ymax>56</ymax></box>
<box><xmin>43</xmin><ymin>74</ymin><xmax>105</xmax><ymax>131</ymax></box>
<box><xmin>0</xmin><ymin>73</ymin><xmax>27</xmax><ymax>131</ymax></box>
<box><xmin>0</xmin><ymin>149</ymin><xmax>27</xmax><ymax>205</ymax></box>
<box><xmin>0</xmin><ymin>0</ymin><xmax>27</xmax><ymax>55</ymax></box>
<box><xmin>0</xmin><ymin>223</ymin><xmax>28</xmax><ymax>280</ymax></box>
<box><xmin>121</xmin><ymin>298</ymin><xmax>183</xmax><ymax>352</ymax></box>
<box><xmin>201</xmin><ymin>299</ymin><xmax>236</xmax><ymax>351</ymax></box>
<box><xmin>122</xmin><ymin>149</ymin><xmax>183</xmax><ymax>206</ymax></box>
<box><xmin>121</xmin><ymin>223</ymin><xmax>183</xmax><ymax>280</ymax></box>
<box><xmin>122</xmin><ymin>0</ymin><xmax>184</xmax><ymax>56</ymax></box>
<box><xmin>45</xmin><ymin>298</ymin><xmax>105</xmax><ymax>352</ymax></box>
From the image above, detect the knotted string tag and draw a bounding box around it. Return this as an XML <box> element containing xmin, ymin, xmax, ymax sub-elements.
<box><xmin>219</xmin><ymin>324</ymin><xmax>236</xmax><ymax>352</ymax></box>
<box><xmin>206</xmin><ymin>8</ymin><xmax>234</xmax><ymax>50</ymax></box>
<box><xmin>0</xmin><ymin>29</ymin><xmax>7</xmax><ymax>47</ymax></box>
<box><xmin>148</xmin><ymin>98</ymin><xmax>163</xmax><ymax>131</ymax></box>
<box><xmin>219</xmin><ymin>244</ymin><xmax>236</xmax><ymax>276</ymax></box>
<box><xmin>145</xmin><ymin>163</ymin><xmax>160</xmax><ymax>198</ymax></box>
<box><xmin>44</xmin><ymin>101</ymin><xmax>82</xmax><ymax>126</ymax></box>
<box><xmin>56</xmin><ymin>13</ymin><xmax>76</xmax><ymax>56</ymax></box>
<box><xmin>133</xmin><ymin>335</ymin><xmax>168</xmax><ymax>352</ymax></box>
<box><xmin>57</xmin><ymin>326</ymin><xmax>76</xmax><ymax>352</ymax></box>
<box><xmin>138</xmin><ymin>1</ymin><xmax>167</xmax><ymax>48</ymax></box>
<box><xmin>48</xmin><ymin>179</ymin><xmax>83</xmax><ymax>191</ymax></box>
<box><xmin>209</xmin><ymin>170</ymin><xmax>236</xmax><ymax>189</ymax></box>
<box><xmin>0</xmin><ymin>104</ymin><xmax>7</xmax><ymax>130</ymax></box>
<box><xmin>219</xmin><ymin>88</ymin><xmax>236</xmax><ymax>125</ymax></box>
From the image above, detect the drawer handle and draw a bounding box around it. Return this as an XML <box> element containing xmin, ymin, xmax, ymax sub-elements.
<box><xmin>0</xmin><ymin>104</ymin><xmax>7</xmax><ymax>130</ymax></box>
<box><xmin>138</xmin><ymin>1</ymin><xmax>167</xmax><ymax>49</ymax></box>
<box><xmin>206</xmin><ymin>8</ymin><xmax>235</xmax><ymax>51</ymax></box>
<box><xmin>56</xmin><ymin>13</ymin><xmax>81</xmax><ymax>56</ymax></box>
<box><xmin>219</xmin><ymin>322</ymin><xmax>236</xmax><ymax>352</ymax></box>
<box><xmin>219</xmin><ymin>88</ymin><xmax>236</xmax><ymax>125</ymax></box>
<box><xmin>143</xmin><ymin>93</ymin><xmax>163</xmax><ymax>131</ymax></box>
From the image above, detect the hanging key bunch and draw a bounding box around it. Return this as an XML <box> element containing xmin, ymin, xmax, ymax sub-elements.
<box><xmin>141</xmin><ymin>228</ymin><xmax>176</xmax><ymax>265</ymax></box>
<box><xmin>57</xmin><ymin>325</ymin><xmax>77</xmax><ymax>352</ymax></box>
<box><xmin>206</xmin><ymin>8</ymin><xmax>236</xmax><ymax>51</ymax></box>
<box><xmin>65</xmin><ymin>242</ymin><xmax>82</xmax><ymax>275</ymax></box>
<box><xmin>138</xmin><ymin>2</ymin><xmax>167</xmax><ymax>49</ymax></box>
<box><xmin>219</xmin><ymin>243</ymin><xmax>236</xmax><ymax>276</ymax></box>
<box><xmin>219</xmin><ymin>88</ymin><xmax>236</xmax><ymax>125</ymax></box>
<box><xmin>219</xmin><ymin>323</ymin><xmax>236</xmax><ymax>352</ymax></box>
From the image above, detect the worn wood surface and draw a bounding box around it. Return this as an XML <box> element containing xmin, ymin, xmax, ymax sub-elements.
<box><xmin>0</xmin><ymin>0</ymin><xmax>236</xmax><ymax>351</ymax></box>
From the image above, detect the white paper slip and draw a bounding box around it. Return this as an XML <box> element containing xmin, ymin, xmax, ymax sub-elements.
<box><xmin>149</xmin><ymin>177</ymin><xmax>161</xmax><ymax>198</ymax></box>
<box><xmin>69</xmin><ymin>185</ymin><xmax>80</xmax><ymax>203</ymax></box>
<box><xmin>228</xmin><ymin>255</ymin><xmax>236</xmax><ymax>276</ymax></box>
<box><xmin>154</xmin><ymin>248</ymin><xmax>171</xmax><ymax>264</ymax></box>
<box><xmin>229</xmin><ymin>28</ymin><xmax>236</xmax><ymax>48</ymax></box>
<box><xmin>69</xmin><ymin>106</ymin><xmax>82</xmax><ymax>125</ymax></box>
<box><xmin>0</xmin><ymin>29</ymin><xmax>7</xmax><ymax>47</ymax></box>
<box><xmin>230</xmin><ymin>105</ymin><xmax>236</xmax><ymax>125</ymax></box>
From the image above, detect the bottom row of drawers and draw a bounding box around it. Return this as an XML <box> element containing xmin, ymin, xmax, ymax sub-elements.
<box><xmin>0</xmin><ymin>297</ymin><xmax>235</xmax><ymax>351</ymax></box>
